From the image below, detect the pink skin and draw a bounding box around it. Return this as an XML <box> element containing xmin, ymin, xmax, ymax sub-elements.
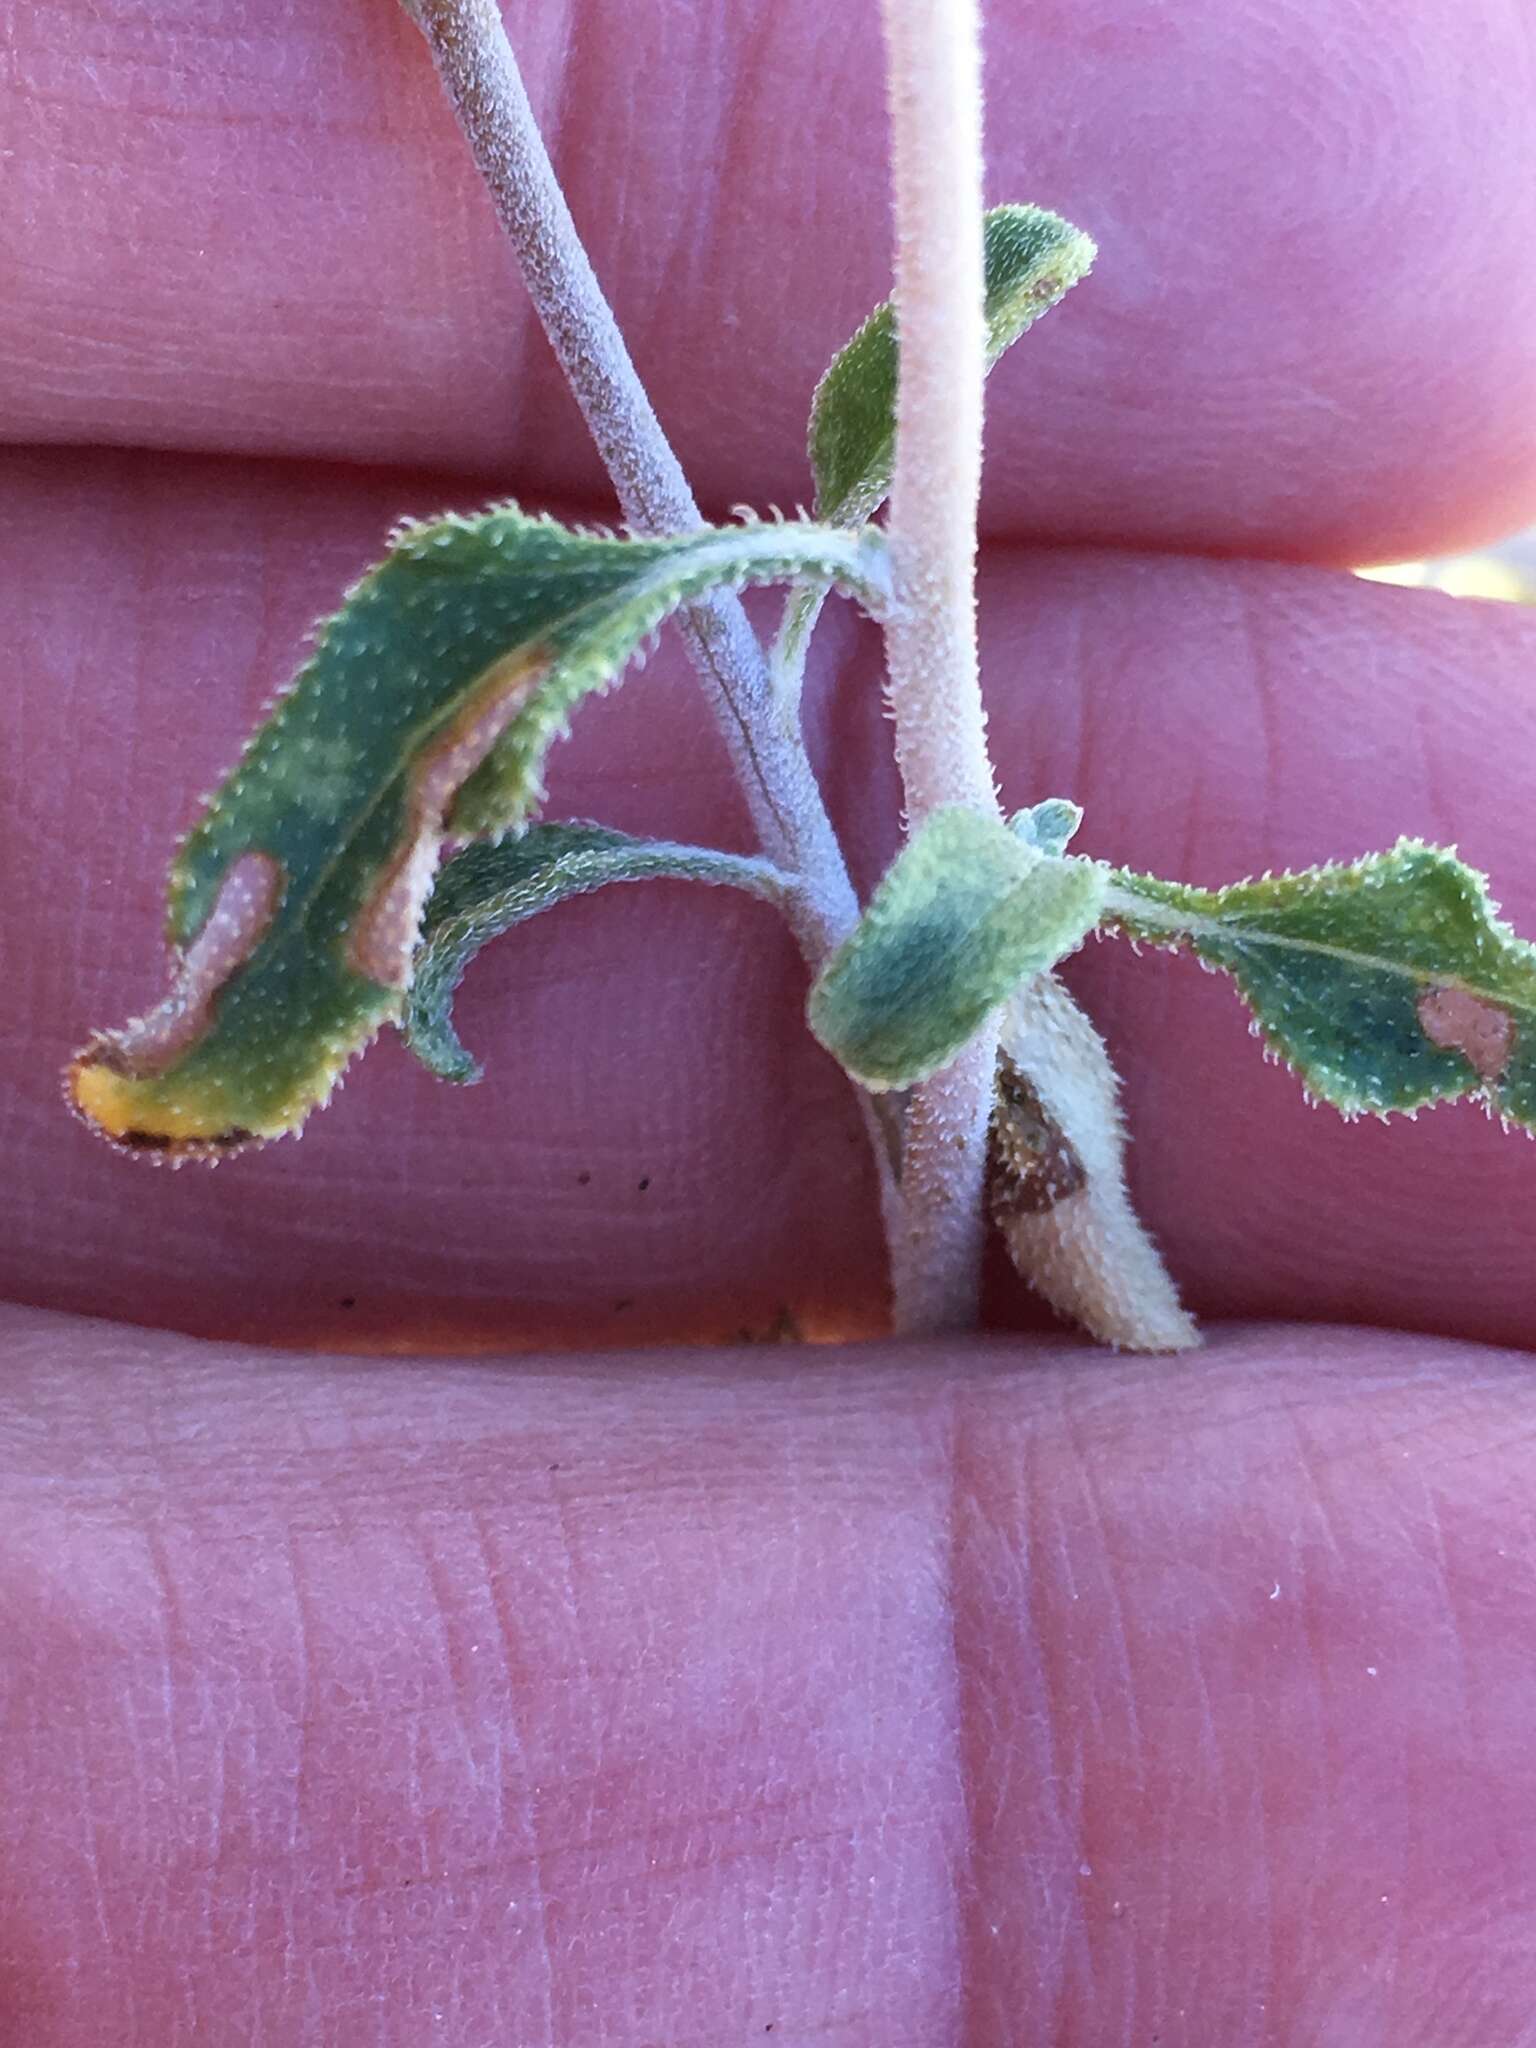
<box><xmin>5</xmin><ymin>0</ymin><xmax>1536</xmax><ymax>2039</ymax></box>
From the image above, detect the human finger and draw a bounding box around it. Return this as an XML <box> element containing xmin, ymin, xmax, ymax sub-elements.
<box><xmin>3</xmin><ymin>1306</ymin><xmax>1535</xmax><ymax>2042</ymax></box>
<box><xmin>3</xmin><ymin>0</ymin><xmax>1535</xmax><ymax>559</ymax></box>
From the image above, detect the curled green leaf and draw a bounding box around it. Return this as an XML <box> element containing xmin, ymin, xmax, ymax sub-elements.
<box><xmin>1010</xmin><ymin>798</ymin><xmax>1083</xmax><ymax>858</ymax></box>
<box><xmin>807</xmin><ymin>807</ymin><xmax>1106</xmax><ymax>1090</ymax></box>
<box><xmin>808</xmin><ymin>203</ymin><xmax>1097</xmax><ymax>528</ymax></box>
<box><xmin>774</xmin><ymin>204</ymin><xmax>1095</xmax><ymax>707</ymax></box>
<box><xmin>68</xmin><ymin>508</ymin><xmax>890</xmax><ymax>1157</ymax></box>
<box><xmin>1106</xmin><ymin>840</ymin><xmax>1536</xmax><ymax>1126</ymax></box>
<box><xmin>403</xmin><ymin>823</ymin><xmax>790</xmax><ymax>1083</ymax></box>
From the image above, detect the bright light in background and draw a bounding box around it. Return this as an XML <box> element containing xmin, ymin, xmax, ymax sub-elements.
<box><xmin>1357</xmin><ymin>529</ymin><xmax>1536</xmax><ymax>604</ymax></box>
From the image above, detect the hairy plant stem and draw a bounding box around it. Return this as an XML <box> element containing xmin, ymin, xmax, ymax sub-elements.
<box><xmin>878</xmin><ymin>0</ymin><xmax>999</xmax><ymax>1334</ymax></box>
<box><xmin>404</xmin><ymin>0</ymin><xmax>907</xmax><ymax>1236</ymax></box>
<box><xmin>406</xmin><ymin>0</ymin><xmax>854</xmax><ymax>954</ymax></box>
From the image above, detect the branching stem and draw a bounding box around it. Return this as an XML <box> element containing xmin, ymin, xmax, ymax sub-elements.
<box><xmin>406</xmin><ymin>0</ymin><xmax>1188</xmax><ymax>1347</ymax></box>
<box><xmin>406</xmin><ymin>0</ymin><xmax>855</xmax><ymax>959</ymax></box>
<box><xmin>404</xmin><ymin>0</ymin><xmax>904</xmax><ymax>1238</ymax></box>
<box><xmin>878</xmin><ymin>0</ymin><xmax>998</xmax><ymax>1333</ymax></box>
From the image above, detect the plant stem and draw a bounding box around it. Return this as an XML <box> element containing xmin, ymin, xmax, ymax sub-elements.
<box><xmin>405</xmin><ymin>0</ymin><xmax>855</xmax><ymax>957</ymax></box>
<box><xmin>404</xmin><ymin>0</ymin><xmax>907</xmax><ymax>1240</ymax></box>
<box><xmin>878</xmin><ymin>0</ymin><xmax>998</xmax><ymax>1333</ymax></box>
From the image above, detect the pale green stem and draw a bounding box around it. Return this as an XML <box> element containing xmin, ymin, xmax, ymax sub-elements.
<box><xmin>878</xmin><ymin>0</ymin><xmax>998</xmax><ymax>1334</ymax></box>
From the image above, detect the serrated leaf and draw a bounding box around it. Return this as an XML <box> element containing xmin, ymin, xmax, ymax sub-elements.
<box><xmin>808</xmin><ymin>203</ymin><xmax>1096</xmax><ymax>527</ymax></box>
<box><xmin>1105</xmin><ymin>839</ymin><xmax>1536</xmax><ymax>1126</ymax></box>
<box><xmin>806</xmin><ymin>808</ymin><xmax>1106</xmax><ymax>1090</ymax></box>
<box><xmin>67</xmin><ymin>508</ymin><xmax>890</xmax><ymax>1157</ymax></box>
<box><xmin>403</xmin><ymin>822</ymin><xmax>789</xmax><ymax>1083</ymax></box>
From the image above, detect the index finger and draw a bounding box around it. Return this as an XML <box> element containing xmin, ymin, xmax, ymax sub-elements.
<box><xmin>3</xmin><ymin>0</ymin><xmax>1534</xmax><ymax>561</ymax></box>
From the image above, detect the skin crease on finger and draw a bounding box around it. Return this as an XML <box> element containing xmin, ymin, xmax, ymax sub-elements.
<box><xmin>2</xmin><ymin>0</ymin><xmax>1536</xmax><ymax>564</ymax></box>
<box><xmin>2</xmin><ymin>1304</ymin><xmax>1536</xmax><ymax>2047</ymax></box>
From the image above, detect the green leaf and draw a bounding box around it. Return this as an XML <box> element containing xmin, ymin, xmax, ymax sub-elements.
<box><xmin>1010</xmin><ymin>798</ymin><xmax>1083</xmax><ymax>859</ymax></box>
<box><xmin>808</xmin><ymin>203</ymin><xmax>1097</xmax><ymax>527</ymax></box>
<box><xmin>403</xmin><ymin>822</ymin><xmax>790</xmax><ymax>1084</ymax></box>
<box><xmin>68</xmin><ymin>507</ymin><xmax>890</xmax><ymax>1157</ymax></box>
<box><xmin>1105</xmin><ymin>840</ymin><xmax>1536</xmax><ymax>1126</ymax></box>
<box><xmin>806</xmin><ymin>808</ymin><xmax>1106</xmax><ymax>1090</ymax></box>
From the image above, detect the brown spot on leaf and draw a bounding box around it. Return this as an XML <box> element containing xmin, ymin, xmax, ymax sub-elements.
<box><xmin>97</xmin><ymin>852</ymin><xmax>284</xmax><ymax>1082</ymax></box>
<box><xmin>988</xmin><ymin>1052</ymin><xmax>1088</xmax><ymax>1219</ymax></box>
<box><xmin>348</xmin><ymin>647</ymin><xmax>551</xmax><ymax>988</ymax></box>
<box><xmin>62</xmin><ymin>1078</ymin><xmax>261</xmax><ymax>1161</ymax></box>
<box><xmin>1416</xmin><ymin>985</ymin><xmax>1514</xmax><ymax>1084</ymax></box>
<box><xmin>67</xmin><ymin>853</ymin><xmax>285</xmax><ymax>1158</ymax></box>
<box><xmin>120</xmin><ymin>1126</ymin><xmax>255</xmax><ymax>1156</ymax></box>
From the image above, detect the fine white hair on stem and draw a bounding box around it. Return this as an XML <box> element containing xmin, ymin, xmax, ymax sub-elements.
<box><xmin>406</xmin><ymin>0</ymin><xmax>1193</xmax><ymax>1343</ymax></box>
<box><xmin>406</xmin><ymin>0</ymin><xmax>903</xmax><ymax>1238</ymax></box>
<box><xmin>877</xmin><ymin>0</ymin><xmax>997</xmax><ymax>1334</ymax></box>
<box><xmin>879</xmin><ymin>0</ymin><xmax>995</xmax><ymax>827</ymax></box>
<box><xmin>405</xmin><ymin>0</ymin><xmax>856</xmax><ymax>959</ymax></box>
<box><xmin>875</xmin><ymin>0</ymin><xmax>1191</xmax><ymax>1341</ymax></box>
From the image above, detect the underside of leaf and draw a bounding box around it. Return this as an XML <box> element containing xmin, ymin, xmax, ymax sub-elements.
<box><xmin>1105</xmin><ymin>839</ymin><xmax>1536</xmax><ymax>1128</ymax></box>
<box><xmin>402</xmin><ymin>823</ymin><xmax>790</xmax><ymax>1083</ymax></box>
<box><xmin>990</xmin><ymin>978</ymin><xmax>1199</xmax><ymax>1353</ymax></box>
<box><xmin>67</xmin><ymin>508</ymin><xmax>889</xmax><ymax>1157</ymax></box>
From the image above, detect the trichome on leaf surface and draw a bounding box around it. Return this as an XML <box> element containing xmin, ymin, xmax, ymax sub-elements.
<box><xmin>65</xmin><ymin>0</ymin><xmax>1534</xmax><ymax>1351</ymax></box>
